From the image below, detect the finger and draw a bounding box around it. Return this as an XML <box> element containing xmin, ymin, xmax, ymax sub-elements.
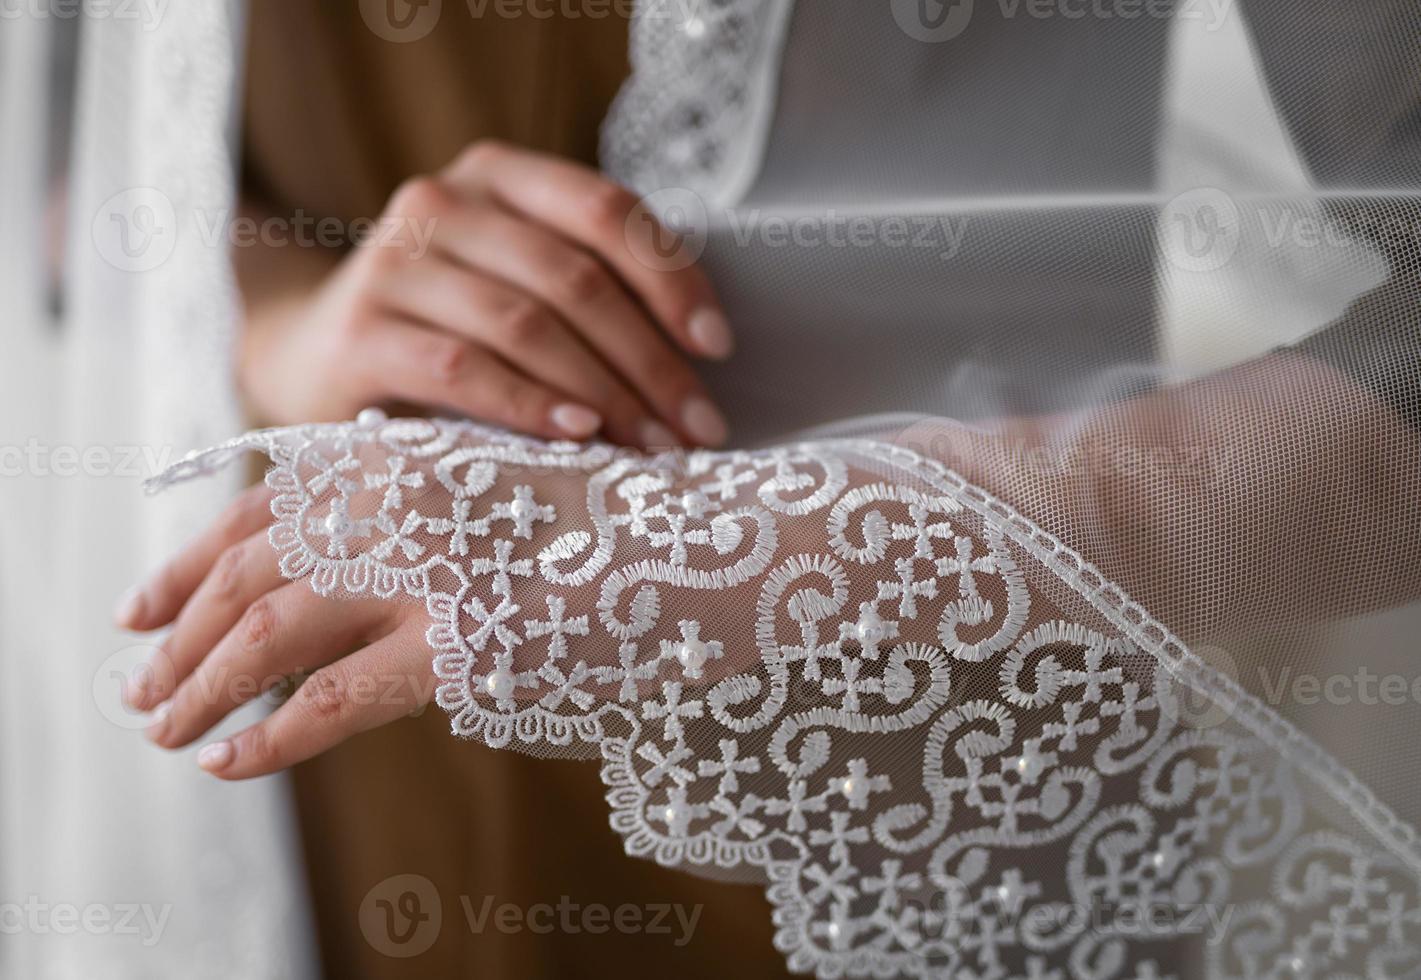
<box><xmin>422</xmin><ymin>203</ymin><xmax>717</xmax><ymax>448</ymax></box>
<box><xmin>374</xmin><ymin>253</ymin><xmax>653</xmax><ymax>447</ymax></box>
<box><xmin>440</xmin><ymin>144</ymin><xmax>737</xmax><ymax>365</ymax></box>
<box><xmin>129</xmin><ymin>530</ymin><xmax>288</xmax><ymax>712</ymax></box>
<box><xmin>359</xmin><ymin>317</ymin><xmax>604</xmax><ymax>440</ymax></box>
<box><xmin>150</xmin><ymin>584</ymin><xmax>395</xmax><ymax>750</ymax></box>
<box><xmin>194</xmin><ymin>620</ymin><xmax>435</xmax><ymax>780</ymax></box>
<box><xmin>115</xmin><ymin>484</ymin><xmax>275</xmax><ymax>634</ymax></box>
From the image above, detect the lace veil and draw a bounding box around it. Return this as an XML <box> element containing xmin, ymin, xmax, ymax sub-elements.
<box><xmin>139</xmin><ymin>1</ymin><xmax>1421</xmax><ymax>977</ymax></box>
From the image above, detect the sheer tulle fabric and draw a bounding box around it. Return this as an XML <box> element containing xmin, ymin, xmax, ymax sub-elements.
<box><xmin>151</xmin><ymin>405</ymin><xmax>1419</xmax><ymax>979</ymax></box>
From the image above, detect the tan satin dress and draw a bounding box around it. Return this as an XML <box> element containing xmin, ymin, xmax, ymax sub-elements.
<box><xmin>241</xmin><ymin>5</ymin><xmax>786</xmax><ymax>977</ymax></box>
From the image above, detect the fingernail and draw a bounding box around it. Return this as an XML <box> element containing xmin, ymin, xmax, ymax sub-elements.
<box><xmin>145</xmin><ymin>700</ymin><xmax>172</xmax><ymax>742</ymax></box>
<box><xmin>114</xmin><ymin>587</ymin><xmax>145</xmax><ymax>629</ymax></box>
<box><xmin>639</xmin><ymin>419</ymin><xmax>680</xmax><ymax>451</ymax></box>
<box><xmin>688</xmin><ymin>308</ymin><xmax>734</xmax><ymax>360</ymax></box>
<box><xmin>198</xmin><ymin>740</ymin><xmax>233</xmax><ymax>772</ymax></box>
<box><xmin>125</xmin><ymin>664</ymin><xmax>151</xmax><ymax>709</ymax></box>
<box><xmin>550</xmin><ymin>403</ymin><xmax>602</xmax><ymax>439</ymax></box>
<box><xmin>681</xmin><ymin>397</ymin><xmax>729</xmax><ymax>447</ymax></box>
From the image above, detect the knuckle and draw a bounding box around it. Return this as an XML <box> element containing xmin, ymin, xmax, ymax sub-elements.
<box><xmin>550</xmin><ymin>254</ymin><xmax>610</xmax><ymax>305</ymax></box>
<box><xmin>496</xmin><ymin>299</ymin><xmax>552</xmax><ymax>348</ymax></box>
<box><xmin>238</xmin><ymin>595</ymin><xmax>278</xmax><ymax>657</ymax></box>
<box><xmin>427</xmin><ymin>335</ymin><xmax>472</xmax><ymax>386</ymax></box>
<box><xmin>300</xmin><ymin>668</ymin><xmax>350</xmax><ymax>722</ymax></box>
<box><xmin>210</xmin><ymin>545</ymin><xmax>248</xmax><ymax>602</ymax></box>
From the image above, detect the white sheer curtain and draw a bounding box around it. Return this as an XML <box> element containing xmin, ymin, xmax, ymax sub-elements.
<box><xmin>0</xmin><ymin>5</ymin><xmax>314</xmax><ymax>977</ymax></box>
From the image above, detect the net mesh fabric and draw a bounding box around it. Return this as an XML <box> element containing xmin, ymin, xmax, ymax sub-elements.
<box><xmin>611</xmin><ymin>0</ymin><xmax>1421</xmax><ymax>825</ymax></box>
<box><xmin>151</xmin><ymin>401</ymin><xmax>1419</xmax><ymax>978</ymax></box>
<box><xmin>153</xmin><ymin>1</ymin><xmax>1421</xmax><ymax>976</ymax></box>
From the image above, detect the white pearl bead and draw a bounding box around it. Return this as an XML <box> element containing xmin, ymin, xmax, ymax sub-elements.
<box><xmin>485</xmin><ymin>671</ymin><xmax>515</xmax><ymax>700</ymax></box>
<box><xmin>1151</xmin><ymin>850</ymin><xmax>1166</xmax><ymax>868</ymax></box>
<box><xmin>841</xmin><ymin>778</ymin><xmax>855</xmax><ymax>797</ymax></box>
<box><xmin>857</xmin><ymin>619</ymin><xmax>885</xmax><ymax>645</ymax></box>
<box><xmin>324</xmin><ymin>511</ymin><xmax>352</xmax><ymax>538</ymax></box>
<box><xmin>510</xmin><ymin>497</ymin><xmax>534</xmax><ymax>519</ymax></box>
<box><xmin>678</xmin><ymin>640</ymin><xmax>709</xmax><ymax>671</ymax></box>
<box><xmin>683</xmin><ymin>15</ymin><xmax>706</xmax><ymax>39</ymax></box>
<box><xmin>356</xmin><ymin>407</ymin><xmax>387</xmax><ymax>428</ymax></box>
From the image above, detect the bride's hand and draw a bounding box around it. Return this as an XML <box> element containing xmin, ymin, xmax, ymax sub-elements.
<box><xmin>120</xmin><ymin>485</ymin><xmax>432</xmax><ymax>780</ymax></box>
<box><xmin>238</xmin><ymin>140</ymin><xmax>733</xmax><ymax>450</ymax></box>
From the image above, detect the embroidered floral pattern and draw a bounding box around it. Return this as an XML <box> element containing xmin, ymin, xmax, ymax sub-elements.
<box><xmin>150</xmin><ymin>415</ymin><xmax>1421</xmax><ymax>979</ymax></box>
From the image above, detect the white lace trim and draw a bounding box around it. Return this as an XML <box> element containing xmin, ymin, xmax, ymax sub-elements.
<box><xmin>600</xmin><ymin>0</ymin><xmax>795</xmax><ymax>204</ymax></box>
<box><xmin>150</xmin><ymin>415</ymin><xmax>1421</xmax><ymax>979</ymax></box>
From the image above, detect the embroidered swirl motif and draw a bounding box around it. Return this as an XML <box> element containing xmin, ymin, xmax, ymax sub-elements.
<box><xmin>150</xmin><ymin>415</ymin><xmax>1421</xmax><ymax>979</ymax></box>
